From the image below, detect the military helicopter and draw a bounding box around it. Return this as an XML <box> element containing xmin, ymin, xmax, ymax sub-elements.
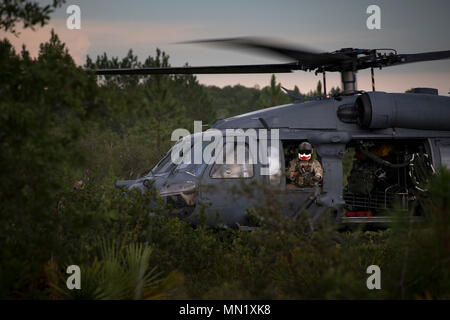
<box><xmin>95</xmin><ymin>38</ymin><xmax>450</xmax><ymax>228</ymax></box>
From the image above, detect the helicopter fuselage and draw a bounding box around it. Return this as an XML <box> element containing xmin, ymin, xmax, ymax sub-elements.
<box><xmin>117</xmin><ymin>91</ymin><xmax>450</xmax><ymax>227</ymax></box>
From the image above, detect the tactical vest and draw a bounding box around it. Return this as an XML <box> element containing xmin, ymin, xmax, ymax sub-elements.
<box><xmin>294</xmin><ymin>161</ymin><xmax>315</xmax><ymax>187</ymax></box>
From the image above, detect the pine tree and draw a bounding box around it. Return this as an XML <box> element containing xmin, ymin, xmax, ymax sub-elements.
<box><xmin>0</xmin><ymin>0</ymin><xmax>66</xmax><ymax>35</ymax></box>
<box><xmin>316</xmin><ymin>80</ymin><xmax>322</xmax><ymax>95</ymax></box>
<box><xmin>257</xmin><ymin>74</ymin><xmax>290</xmax><ymax>108</ymax></box>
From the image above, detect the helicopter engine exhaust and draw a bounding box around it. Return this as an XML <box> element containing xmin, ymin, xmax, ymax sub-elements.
<box><xmin>355</xmin><ymin>92</ymin><xmax>450</xmax><ymax>131</ymax></box>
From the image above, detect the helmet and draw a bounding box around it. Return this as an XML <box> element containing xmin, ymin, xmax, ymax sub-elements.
<box><xmin>298</xmin><ymin>142</ymin><xmax>313</xmax><ymax>152</ymax></box>
<box><xmin>298</xmin><ymin>142</ymin><xmax>313</xmax><ymax>161</ymax></box>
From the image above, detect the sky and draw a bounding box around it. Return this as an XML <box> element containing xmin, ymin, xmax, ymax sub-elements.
<box><xmin>2</xmin><ymin>0</ymin><xmax>450</xmax><ymax>94</ymax></box>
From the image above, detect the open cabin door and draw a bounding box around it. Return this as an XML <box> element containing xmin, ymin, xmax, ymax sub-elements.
<box><xmin>270</xmin><ymin>140</ymin><xmax>327</xmax><ymax>221</ymax></box>
<box><xmin>341</xmin><ymin>139</ymin><xmax>436</xmax><ymax>225</ymax></box>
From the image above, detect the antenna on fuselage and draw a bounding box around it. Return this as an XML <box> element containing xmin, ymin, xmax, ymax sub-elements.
<box><xmin>281</xmin><ymin>86</ymin><xmax>304</xmax><ymax>102</ymax></box>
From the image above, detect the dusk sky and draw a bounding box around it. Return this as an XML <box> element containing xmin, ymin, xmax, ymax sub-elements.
<box><xmin>2</xmin><ymin>0</ymin><xmax>450</xmax><ymax>94</ymax></box>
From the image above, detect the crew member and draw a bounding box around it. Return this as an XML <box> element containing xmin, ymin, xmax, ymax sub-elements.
<box><xmin>287</xmin><ymin>142</ymin><xmax>323</xmax><ymax>187</ymax></box>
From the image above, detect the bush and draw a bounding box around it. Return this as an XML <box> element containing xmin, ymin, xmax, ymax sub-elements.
<box><xmin>1</xmin><ymin>30</ymin><xmax>449</xmax><ymax>300</ymax></box>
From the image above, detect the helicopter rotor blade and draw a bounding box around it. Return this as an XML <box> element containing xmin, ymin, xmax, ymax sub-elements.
<box><xmin>94</xmin><ymin>62</ymin><xmax>298</xmax><ymax>75</ymax></box>
<box><xmin>180</xmin><ymin>37</ymin><xmax>352</xmax><ymax>68</ymax></box>
<box><xmin>388</xmin><ymin>50</ymin><xmax>450</xmax><ymax>67</ymax></box>
<box><xmin>93</xmin><ymin>36</ymin><xmax>450</xmax><ymax>78</ymax></box>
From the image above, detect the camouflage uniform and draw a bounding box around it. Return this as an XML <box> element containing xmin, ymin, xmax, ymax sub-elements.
<box><xmin>287</xmin><ymin>158</ymin><xmax>323</xmax><ymax>187</ymax></box>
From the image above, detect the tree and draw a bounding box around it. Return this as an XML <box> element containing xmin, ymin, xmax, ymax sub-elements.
<box><xmin>329</xmin><ymin>86</ymin><xmax>342</xmax><ymax>96</ymax></box>
<box><xmin>0</xmin><ymin>32</ymin><xmax>97</xmax><ymax>298</ymax></box>
<box><xmin>257</xmin><ymin>74</ymin><xmax>290</xmax><ymax>108</ymax></box>
<box><xmin>140</xmin><ymin>49</ymin><xmax>186</xmax><ymax>155</ymax></box>
<box><xmin>304</xmin><ymin>80</ymin><xmax>323</xmax><ymax>97</ymax></box>
<box><xmin>84</xmin><ymin>49</ymin><xmax>203</xmax><ymax>170</ymax></box>
<box><xmin>0</xmin><ymin>0</ymin><xmax>66</xmax><ymax>35</ymax></box>
<box><xmin>316</xmin><ymin>80</ymin><xmax>322</xmax><ymax>95</ymax></box>
<box><xmin>85</xmin><ymin>49</ymin><xmax>142</xmax><ymax>89</ymax></box>
<box><xmin>171</xmin><ymin>68</ymin><xmax>216</xmax><ymax>124</ymax></box>
<box><xmin>204</xmin><ymin>84</ymin><xmax>261</xmax><ymax>118</ymax></box>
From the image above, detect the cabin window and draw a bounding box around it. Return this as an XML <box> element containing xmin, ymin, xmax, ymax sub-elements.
<box><xmin>439</xmin><ymin>143</ymin><xmax>450</xmax><ymax>169</ymax></box>
<box><xmin>210</xmin><ymin>143</ymin><xmax>254</xmax><ymax>179</ymax></box>
<box><xmin>267</xmin><ymin>145</ymin><xmax>282</xmax><ymax>186</ymax></box>
<box><xmin>173</xmin><ymin>139</ymin><xmax>211</xmax><ymax>177</ymax></box>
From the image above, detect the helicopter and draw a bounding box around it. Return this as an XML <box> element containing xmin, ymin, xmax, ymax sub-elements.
<box><xmin>95</xmin><ymin>38</ymin><xmax>450</xmax><ymax>228</ymax></box>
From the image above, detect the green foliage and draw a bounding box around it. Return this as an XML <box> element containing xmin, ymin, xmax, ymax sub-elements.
<box><xmin>1</xmin><ymin>28</ymin><xmax>449</xmax><ymax>300</ymax></box>
<box><xmin>0</xmin><ymin>0</ymin><xmax>66</xmax><ymax>35</ymax></box>
<box><xmin>204</xmin><ymin>84</ymin><xmax>261</xmax><ymax>118</ymax></box>
<box><xmin>46</xmin><ymin>240</ymin><xmax>182</xmax><ymax>300</ymax></box>
<box><xmin>329</xmin><ymin>86</ymin><xmax>342</xmax><ymax>96</ymax></box>
<box><xmin>381</xmin><ymin>167</ymin><xmax>450</xmax><ymax>299</ymax></box>
<box><xmin>342</xmin><ymin>147</ymin><xmax>355</xmax><ymax>187</ymax></box>
<box><xmin>85</xmin><ymin>49</ymin><xmax>215</xmax><ymax>161</ymax></box>
<box><xmin>316</xmin><ymin>80</ymin><xmax>322</xmax><ymax>95</ymax></box>
<box><xmin>0</xmin><ymin>32</ymin><xmax>97</xmax><ymax>298</ymax></box>
<box><xmin>257</xmin><ymin>74</ymin><xmax>291</xmax><ymax>108</ymax></box>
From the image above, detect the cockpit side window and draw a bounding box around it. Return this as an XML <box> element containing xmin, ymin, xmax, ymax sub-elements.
<box><xmin>210</xmin><ymin>143</ymin><xmax>254</xmax><ymax>179</ymax></box>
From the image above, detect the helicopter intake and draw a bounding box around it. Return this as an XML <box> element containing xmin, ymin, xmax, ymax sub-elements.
<box><xmin>354</xmin><ymin>92</ymin><xmax>450</xmax><ymax>131</ymax></box>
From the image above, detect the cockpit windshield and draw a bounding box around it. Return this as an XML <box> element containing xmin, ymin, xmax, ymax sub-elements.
<box><xmin>150</xmin><ymin>133</ymin><xmax>216</xmax><ymax>177</ymax></box>
<box><xmin>151</xmin><ymin>152</ymin><xmax>176</xmax><ymax>175</ymax></box>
